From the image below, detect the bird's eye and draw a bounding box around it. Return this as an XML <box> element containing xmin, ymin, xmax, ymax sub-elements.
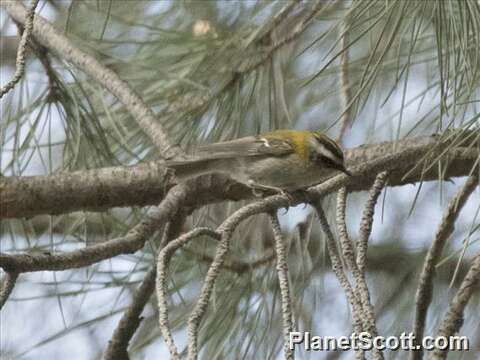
<box><xmin>319</xmin><ymin>156</ymin><xmax>336</xmax><ymax>168</ymax></box>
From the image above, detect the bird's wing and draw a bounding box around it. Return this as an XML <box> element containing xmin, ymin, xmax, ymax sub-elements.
<box><xmin>194</xmin><ymin>135</ymin><xmax>294</xmax><ymax>160</ymax></box>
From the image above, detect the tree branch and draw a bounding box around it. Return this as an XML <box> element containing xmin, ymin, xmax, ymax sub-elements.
<box><xmin>354</xmin><ymin>172</ymin><xmax>388</xmax><ymax>360</ymax></box>
<box><xmin>269</xmin><ymin>213</ymin><xmax>294</xmax><ymax>360</ymax></box>
<box><xmin>336</xmin><ymin>189</ymin><xmax>367</xmax><ymax>360</ymax></box>
<box><xmin>2</xmin><ymin>135</ymin><xmax>478</xmax><ymax>219</ymax></box>
<box><xmin>314</xmin><ymin>204</ymin><xmax>367</xmax><ymax>358</ymax></box>
<box><xmin>102</xmin><ymin>266</ymin><xmax>156</xmax><ymax>360</ymax></box>
<box><xmin>156</xmin><ymin>227</ymin><xmax>220</xmax><ymax>360</ymax></box>
<box><xmin>411</xmin><ymin>175</ymin><xmax>478</xmax><ymax>360</ymax></box>
<box><xmin>356</xmin><ymin>171</ymin><xmax>388</xmax><ymax>273</ymax></box>
<box><xmin>1</xmin><ymin>161</ymin><xmax>175</xmax><ymax>218</ymax></box>
<box><xmin>0</xmin><ymin>183</ymin><xmax>190</xmax><ymax>273</ymax></box>
<box><xmin>336</xmin><ymin>187</ymin><xmax>356</xmax><ymax>271</ymax></box>
<box><xmin>103</xmin><ymin>215</ymin><xmax>187</xmax><ymax>360</ymax></box>
<box><xmin>179</xmin><ymin>176</ymin><xmax>357</xmax><ymax>358</ymax></box>
<box><xmin>185</xmin><ymin>248</ymin><xmax>275</xmax><ymax>274</ymax></box>
<box><xmin>184</xmin><ymin>229</ymin><xmax>227</xmax><ymax>359</ymax></box>
<box><xmin>432</xmin><ymin>252</ymin><xmax>480</xmax><ymax>359</ymax></box>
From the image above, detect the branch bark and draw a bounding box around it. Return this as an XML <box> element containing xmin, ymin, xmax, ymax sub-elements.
<box><xmin>102</xmin><ymin>266</ymin><xmax>156</xmax><ymax>360</ymax></box>
<box><xmin>315</xmin><ymin>204</ymin><xmax>369</xmax><ymax>359</ymax></box>
<box><xmin>2</xmin><ymin>135</ymin><xmax>478</xmax><ymax>219</ymax></box>
<box><xmin>269</xmin><ymin>213</ymin><xmax>294</xmax><ymax>360</ymax></box>
<box><xmin>156</xmin><ymin>227</ymin><xmax>220</xmax><ymax>360</ymax></box>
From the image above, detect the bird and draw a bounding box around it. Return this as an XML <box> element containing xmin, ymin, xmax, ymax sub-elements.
<box><xmin>166</xmin><ymin>129</ymin><xmax>351</xmax><ymax>195</ymax></box>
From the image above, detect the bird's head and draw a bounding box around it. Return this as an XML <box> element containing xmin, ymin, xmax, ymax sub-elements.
<box><xmin>308</xmin><ymin>132</ymin><xmax>352</xmax><ymax>176</ymax></box>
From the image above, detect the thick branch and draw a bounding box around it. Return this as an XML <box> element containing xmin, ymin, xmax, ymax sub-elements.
<box><xmin>2</xmin><ymin>0</ymin><xmax>181</xmax><ymax>157</ymax></box>
<box><xmin>0</xmin><ymin>184</ymin><xmax>190</xmax><ymax>273</ymax></box>
<box><xmin>1</xmin><ymin>161</ymin><xmax>174</xmax><ymax>218</ymax></box>
<box><xmin>2</xmin><ymin>135</ymin><xmax>478</xmax><ymax>219</ymax></box>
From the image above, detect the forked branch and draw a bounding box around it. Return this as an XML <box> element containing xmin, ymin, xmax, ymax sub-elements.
<box><xmin>157</xmin><ymin>227</ymin><xmax>220</xmax><ymax>359</ymax></box>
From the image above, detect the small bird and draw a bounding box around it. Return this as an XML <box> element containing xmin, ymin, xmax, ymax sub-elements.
<box><xmin>167</xmin><ymin>129</ymin><xmax>351</xmax><ymax>195</ymax></box>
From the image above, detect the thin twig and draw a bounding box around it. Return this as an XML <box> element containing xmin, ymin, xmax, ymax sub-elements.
<box><xmin>411</xmin><ymin>175</ymin><xmax>478</xmax><ymax>360</ymax></box>
<box><xmin>258</xmin><ymin>0</ymin><xmax>302</xmax><ymax>41</ymax></box>
<box><xmin>240</xmin><ymin>0</ymin><xmax>340</xmax><ymax>73</ymax></box>
<box><xmin>431</xmin><ymin>252</ymin><xmax>480</xmax><ymax>360</ymax></box>
<box><xmin>184</xmin><ymin>247</ymin><xmax>275</xmax><ymax>274</ymax></box>
<box><xmin>0</xmin><ymin>272</ymin><xmax>19</xmax><ymax>309</ymax></box>
<box><xmin>356</xmin><ymin>171</ymin><xmax>389</xmax><ymax>272</ymax></box>
<box><xmin>2</xmin><ymin>0</ymin><xmax>181</xmax><ymax>157</ymax></box>
<box><xmin>269</xmin><ymin>213</ymin><xmax>294</xmax><ymax>360</ymax></box>
<box><xmin>352</xmin><ymin>172</ymin><xmax>388</xmax><ymax>360</ymax></box>
<box><xmin>185</xmin><ymin>230</ymin><xmax>231</xmax><ymax>359</ymax></box>
<box><xmin>157</xmin><ymin>228</ymin><xmax>220</xmax><ymax>360</ymax></box>
<box><xmin>314</xmin><ymin>205</ymin><xmax>366</xmax><ymax>350</ymax></box>
<box><xmin>0</xmin><ymin>0</ymin><xmax>39</xmax><ymax>99</ymax></box>
<box><xmin>335</xmin><ymin>188</ymin><xmax>366</xmax><ymax>360</ymax></box>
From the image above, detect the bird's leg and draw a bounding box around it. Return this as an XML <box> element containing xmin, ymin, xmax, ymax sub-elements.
<box><xmin>247</xmin><ymin>180</ymin><xmax>285</xmax><ymax>196</ymax></box>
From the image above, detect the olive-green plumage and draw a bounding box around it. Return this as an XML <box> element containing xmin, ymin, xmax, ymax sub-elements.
<box><xmin>167</xmin><ymin>129</ymin><xmax>350</xmax><ymax>193</ymax></box>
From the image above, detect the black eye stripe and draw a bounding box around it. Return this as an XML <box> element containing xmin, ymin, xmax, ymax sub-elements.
<box><xmin>313</xmin><ymin>134</ymin><xmax>344</xmax><ymax>160</ymax></box>
<box><xmin>318</xmin><ymin>155</ymin><xmax>345</xmax><ymax>172</ymax></box>
<box><xmin>320</xmin><ymin>156</ymin><xmax>336</xmax><ymax>167</ymax></box>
